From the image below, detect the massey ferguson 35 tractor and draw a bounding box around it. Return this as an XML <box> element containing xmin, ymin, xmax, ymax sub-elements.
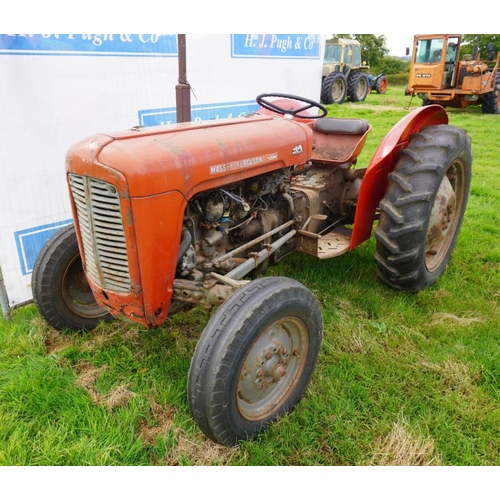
<box><xmin>32</xmin><ymin>93</ymin><xmax>472</xmax><ymax>446</ymax></box>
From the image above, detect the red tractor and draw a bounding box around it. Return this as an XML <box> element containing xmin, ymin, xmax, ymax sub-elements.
<box><xmin>33</xmin><ymin>93</ymin><xmax>472</xmax><ymax>446</ymax></box>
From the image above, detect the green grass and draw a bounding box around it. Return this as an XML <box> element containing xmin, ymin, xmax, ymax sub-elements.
<box><xmin>1</xmin><ymin>87</ymin><xmax>500</xmax><ymax>465</ymax></box>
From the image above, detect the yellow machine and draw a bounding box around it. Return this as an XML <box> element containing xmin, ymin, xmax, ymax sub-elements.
<box><xmin>406</xmin><ymin>34</ymin><xmax>500</xmax><ymax>113</ymax></box>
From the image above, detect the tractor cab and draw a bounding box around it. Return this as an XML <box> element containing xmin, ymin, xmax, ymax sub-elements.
<box><xmin>410</xmin><ymin>34</ymin><xmax>461</xmax><ymax>89</ymax></box>
<box><xmin>322</xmin><ymin>38</ymin><xmax>362</xmax><ymax>77</ymax></box>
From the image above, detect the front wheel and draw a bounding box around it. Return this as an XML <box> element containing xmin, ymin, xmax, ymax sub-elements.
<box><xmin>374</xmin><ymin>125</ymin><xmax>472</xmax><ymax>292</ymax></box>
<box><xmin>187</xmin><ymin>277</ymin><xmax>323</xmax><ymax>446</ymax></box>
<box><xmin>32</xmin><ymin>224</ymin><xmax>113</xmax><ymax>331</ymax></box>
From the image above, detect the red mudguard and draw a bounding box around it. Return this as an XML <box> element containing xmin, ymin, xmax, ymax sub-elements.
<box><xmin>350</xmin><ymin>104</ymin><xmax>449</xmax><ymax>249</ymax></box>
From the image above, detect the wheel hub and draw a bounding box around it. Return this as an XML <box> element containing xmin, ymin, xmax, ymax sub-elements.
<box><xmin>254</xmin><ymin>344</ymin><xmax>290</xmax><ymax>389</ymax></box>
<box><xmin>236</xmin><ymin>318</ymin><xmax>308</xmax><ymax>421</ymax></box>
<box><xmin>426</xmin><ymin>173</ymin><xmax>457</xmax><ymax>270</ymax></box>
<box><xmin>63</xmin><ymin>254</ymin><xmax>109</xmax><ymax>318</ymax></box>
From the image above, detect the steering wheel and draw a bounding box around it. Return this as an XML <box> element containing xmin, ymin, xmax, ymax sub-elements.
<box><xmin>256</xmin><ymin>93</ymin><xmax>327</xmax><ymax>119</ymax></box>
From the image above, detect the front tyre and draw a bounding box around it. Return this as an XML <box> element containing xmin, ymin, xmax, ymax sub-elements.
<box><xmin>374</xmin><ymin>125</ymin><xmax>472</xmax><ymax>292</ymax></box>
<box><xmin>32</xmin><ymin>224</ymin><xmax>113</xmax><ymax>331</ymax></box>
<box><xmin>187</xmin><ymin>277</ymin><xmax>323</xmax><ymax>446</ymax></box>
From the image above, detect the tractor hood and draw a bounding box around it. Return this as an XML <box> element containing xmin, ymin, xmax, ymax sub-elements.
<box><xmin>66</xmin><ymin>114</ymin><xmax>313</xmax><ymax>198</ymax></box>
<box><xmin>322</xmin><ymin>63</ymin><xmax>339</xmax><ymax>77</ymax></box>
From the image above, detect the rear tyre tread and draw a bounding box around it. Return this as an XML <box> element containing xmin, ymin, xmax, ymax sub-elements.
<box><xmin>374</xmin><ymin>125</ymin><xmax>472</xmax><ymax>292</ymax></box>
<box><xmin>321</xmin><ymin>72</ymin><xmax>347</xmax><ymax>104</ymax></box>
<box><xmin>347</xmin><ymin>72</ymin><xmax>369</xmax><ymax>102</ymax></box>
<box><xmin>481</xmin><ymin>74</ymin><xmax>500</xmax><ymax>114</ymax></box>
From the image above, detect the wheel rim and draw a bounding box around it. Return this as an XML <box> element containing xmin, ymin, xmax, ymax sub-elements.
<box><xmin>332</xmin><ymin>80</ymin><xmax>346</xmax><ymax>102</ymax></box>
<box><xmin>357</xmin><ymin>78</ymin><xmax>368</xmax><ymax>98</ymax></box>
<box><xmin>62</xmin><ymin>254</ymin><xmax>109</xmax><ymax>319</ymax></box>
<box><xmin>379</xmin><ymin>79</ymin><xmax>388</xmax><ymax>93</ymax></box>
<box><xmin>425</xmin><ymin>160</ymin><xmax>466</xmax><ymax>272</ymax></box>
<box><xmin>237</xmin><ymin>316</ymin><xmax>309</xmax><ymax>421</ymax></box>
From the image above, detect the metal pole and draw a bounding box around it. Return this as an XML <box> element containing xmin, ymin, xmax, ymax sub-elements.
<box><xmin>176</xmin><ymin>34</ymin><xmax>191</xmax><ymax>123</ymax></box>
<box><xmin>0</xmin><ymin>266</ymin><xmax>11</xmax><ymax>319</ymax></box>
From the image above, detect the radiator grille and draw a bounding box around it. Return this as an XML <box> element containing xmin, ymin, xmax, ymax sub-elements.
<box><xmin>68</xmin><ymin>174</ymin><xmax>131</xmax><ymax>292</ymax></box>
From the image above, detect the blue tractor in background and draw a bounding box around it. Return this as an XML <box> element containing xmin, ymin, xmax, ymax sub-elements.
<box><xmin>368</xmin><ymin>72</ymin><xmax>388</xmax><ymax>94</ymax></box>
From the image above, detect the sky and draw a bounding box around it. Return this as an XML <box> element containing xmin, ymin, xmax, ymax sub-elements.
<box><xmin>382</xmin><ymin>33</ymin><xmax>413</xmax><ymax>57</ymax></box>
<box><xmin>3</xmin><ymin>2</ymin><xmax>488</xmax><ymax>57</ymax></box>
<box><xmin>5</xmin><ymin>1</ymin><xmax>481</xmax><ymax>34</ymax></box>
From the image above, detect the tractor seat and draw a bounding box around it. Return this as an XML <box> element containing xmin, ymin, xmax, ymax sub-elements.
<box><xmin>313</xmin><ymin>117</ymin><xmax>369</xmax><ymax>135</ymax></box>
<box><xmin>311</xmin><ymin>117</ymin><xmax>371</xmax><ymax>164</ymax></box>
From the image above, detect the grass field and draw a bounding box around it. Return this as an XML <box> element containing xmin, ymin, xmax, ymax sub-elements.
<box><xmin>1</xmin><ymin>86</ymin><xmax>499</xmax><ymax>466</ymax></box>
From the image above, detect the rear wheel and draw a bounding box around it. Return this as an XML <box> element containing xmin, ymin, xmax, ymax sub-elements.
<box><xmin>348</xmin><ymin>72</ymin><xmax>369</xmax><ymax>102</ymax></box>
<box><xmin>187</xmin><ymin>277</ymin><xmax>323</xmax><ymax>446</ymax></box>
<box><xmin>321</xmin><ymin>72</ymin><xmax>347</xmax><ymax>104</ymax></box>
<box><xmin>32</xmin><ymin>224</ymin><xmax>113</xmax><ymax>331</ymax></box>
<box><xmin>481</xmin><ymin>73</ymin><xmax>500</xmax><ymax>114</ymax></box>
<box><xmin>375</xmin><ymin>75</ymin><xmax>388</xmax><ymax>94</ymax></box>
<box><xmin>374</xmin><ymin>125</ymin><xmax>472</xmax><ymax>292</ymax></box>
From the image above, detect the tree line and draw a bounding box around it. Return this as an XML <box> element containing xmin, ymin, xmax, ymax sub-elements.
<box><xmin>330</xmin><ymin>34</ymin><xmax>500</xmax><ymax>76</ymax></box>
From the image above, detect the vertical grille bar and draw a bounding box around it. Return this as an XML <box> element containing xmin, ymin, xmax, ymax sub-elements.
<box><xmin>68</xmin><ymin>174</ymin><xmax>131</xmax><ymax>292</ymax></box>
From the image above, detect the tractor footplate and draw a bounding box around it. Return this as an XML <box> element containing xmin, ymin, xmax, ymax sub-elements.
<box><xmin>297</xmin><ymin>226</ymin><xmax>352</xmax><ymax>259</ymax></box>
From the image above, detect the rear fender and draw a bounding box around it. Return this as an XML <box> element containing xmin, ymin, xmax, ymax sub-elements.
<box><xmin>350</xmin><ymin>104</ymin><xmax>448</xmax><ymax>249</ymax></box>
